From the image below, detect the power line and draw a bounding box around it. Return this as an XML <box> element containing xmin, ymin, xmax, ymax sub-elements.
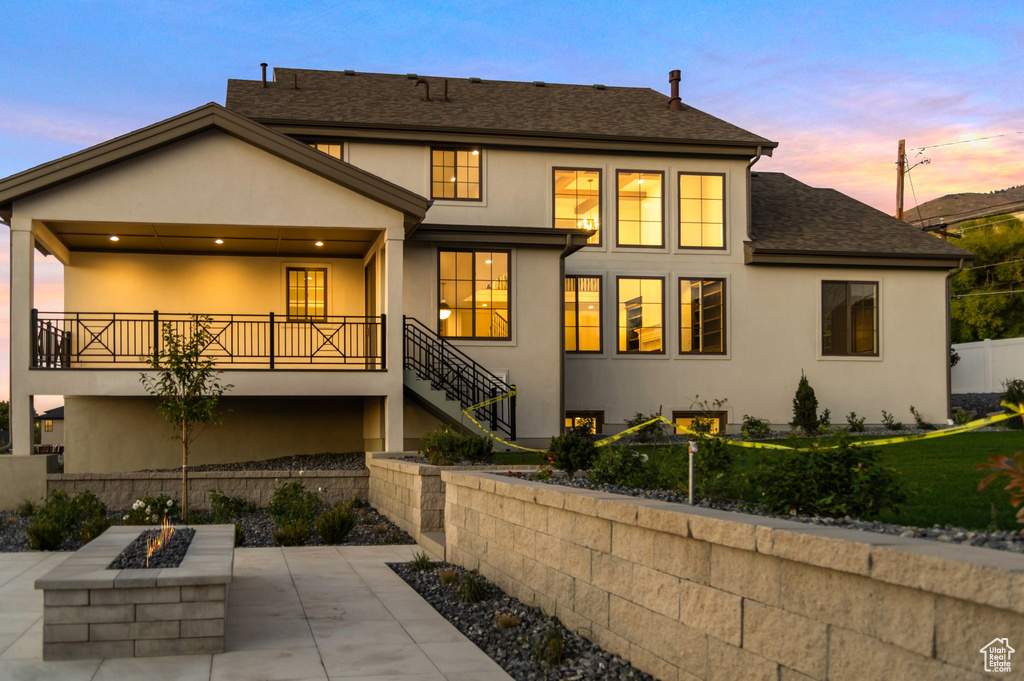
<box><xmin>904</xmin><ymin>159</ymin><xmax>924</xmax><ymax>224</ymax></box>
<box><xmin>953</xmin><ymin>289</ymin><xmax>1024</xmax><ymax>299</ymax></box>
<box><xmin>908</xmin><ymin>200</ymin><xmax>1024</xmax><ymax>225</ymax></box>
<box><xmin>915</xmin><ymin>130</ymin><xmax>1024</xmax><ymax>152</ymax></box>
<box><xmin>956</xmin><ymin>217</ymin><xmax>1024</xmax><ymax>233</ymax></box>
<box><xmin>960</xmin><ymin>257</ymin><xmax>1024</xmax><ymax>272</ymax></box>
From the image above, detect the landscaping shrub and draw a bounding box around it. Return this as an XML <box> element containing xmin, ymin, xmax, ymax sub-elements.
<box><xmin>273</xmin><ymin>520</ymin><xmax>310</xmax><ymax>546</ymax></box>
<box><xmin>1001</xmin><ymin>379</ymin><xmax>1024</xmax><ymax>429</ymax></box>
<box><xmin>976</xmin><ymin>451</ymin><xmax>1024</xmax><ymax>525</ymax></box>
<box><xmin>234</xmin><ymin>523</ymin><xmax>245</xmax><ymax>547</ymax></box>
<box><xmin>624</xmin><ymin>411</ymin><xmax>669</xmax><ymax>443</ymax></box>
<box><xmin>79</xmin><ymin>514</ymin><xmax>112</xmax><ymax>543</ymax></box>
<box><xmin>909</xmin><ymin>405</ymin><xmax>936</xmax><ymax>430</ymax></box>
<box><xmin>26</xmin><ymin>517</ymin><xmax>64</xmax><ymax>551</ymax></box>
<box><xmin>27</xmin><ymin>489</ymin><xmax>110</xmax><ymax>549</ymax></box>
<box><xmin>411</xmin><ymin>551</ymin><xmax>432</xmax><ymax>571</ymax></box>
<box><xmin>532</xmin><ymin>618</ymin><xmax>567</xmax><ymax>666</ymax></box>
<box><xmin>952</xmin><ymin>407</ymin><xmax>975</xmax><ymax>425</ymax></box>
<box><xmin>692</xmin><ymin>436</ymin><xmax>735</xmax><ymax>498</ymax></box>
<box><xmin>818</xmin><ymin>408</ymin><xmax>832</xmax><ymax>432</ymax></box>
<box><xmin>315</xmin><ymin>504</ymin><xmax>357</xmax><ymax>545</ymax></box>
<box><xmin>16</xmin><ymin>500</ymin><xmax>35</xmax><ymax>518</ymax></box>
<box><xmin>752</xmin><ymin>435</ymin><xmax>909</xmax><ymax>518</ymax></box>
<box><xmin>438</xmin><ymin>568</ymin><xmax>459</xmax><ymax>585</ymax></box>
<box><xmin>495</xmin><ymin>613</ymin><xmax>521</xmax><ymax>630</ymax></box>
<box><xmin>420</xmin><ymin>426</ymin><xmax>496</xmax><ymax>465</ymax></box>
<box><xmin>790</xmin><ymin>372</ymin><xmax>820</xmax><ymax>435</ymax></box>
<box><xmin>547</xmin><ymin>423</ymin><xmax>597</xmax><ymax>477</ymax></box>
<box><xmin>268</xmin><ymin>481</ymin><xmax>324</xmax><ymax>527</ymax></box>
<box><xmin>587</xmin><ymin>447</ymin><xmax>649</xmax><ymax>487</ymax></box>
<box><xmin>209</xmin><ymin>490</ymin><xmax>254</xmax><ymax>523</ymax></box>
<box><xmin>461</xmin><ymin>433</ymin><xmax>495</xmax><ymax>464</ymax></box>
<box><xmin>122</xmin><ymin>495</ymin><xmax>176</xmax><ymax>525</ymax></box>
<box><xmin>459</xmin><ymin>569</ymin><xmax>487</xmax><ymax>603</ymax></box>
<box><xmin>845</xmin><ymin>411</ymin><xmax>866</xmax><ymax>432</ymax></box>
<box><xmin>741</xmin><ymin>415</ymin><xmax>772</xmax><ymax>440</ymax></box>
<box><xmin>881</xmin><ymin>410</ymin><xmax>903</xmax><ymax>431</ymax></box>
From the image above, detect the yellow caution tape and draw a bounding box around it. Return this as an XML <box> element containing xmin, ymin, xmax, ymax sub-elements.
<box><xmin>461</xmin><ymin>388</ymin><xmax>546</xmax><ymax>453</ymax></box>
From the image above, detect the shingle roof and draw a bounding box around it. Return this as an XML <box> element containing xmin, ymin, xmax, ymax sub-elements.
<box><xmin>37</xmin><ymin>407</ymin><xmax>64</xmax><ymax>420</ymax></box>
<box><xmin>225</xmin><ymin>69</ymin><xmax>777</xmax><ymax>148</ymax></box>
<box><xmin>750</xmin><ymin>172</ymin><xmax>972</xmax><ymax>260</ymax></box>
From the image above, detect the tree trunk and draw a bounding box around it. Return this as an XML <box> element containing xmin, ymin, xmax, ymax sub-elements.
<box><xmin>181</xmin><ymin>424</ymin><xmax>188</xmax><ymax>524</ymax></box>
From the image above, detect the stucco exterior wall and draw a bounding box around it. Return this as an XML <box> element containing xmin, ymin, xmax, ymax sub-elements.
<box><xmin>444</xmin><ymin>470</ymin><xmax>1024</xmax><ymax>681</ymax></box>
<box><xmin>40</xmin><ymin>419</ymin><xmax>64</xmax><ymax>446</ymax></box>
<box><xmin>64</xmin><ymin>252</ymin><xmax>365</xmax><ymax>318</ymax></box>
<box><xmin>64</xmin><ymin>396</ymin><xmax>367</xmax><ymax>473</ymax></box>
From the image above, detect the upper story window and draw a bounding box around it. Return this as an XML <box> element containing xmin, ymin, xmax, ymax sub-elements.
<box><xmin>432</xmin><ymin>148</ymin><xmax>481</xmax><ymax>200</ymax></box>
<box><xmin>617</xmin><ymin>277</ymin><xmax>664</xmax><ymax>353</ymax></box>
<box><xmin>617</xmin><ymin>171</ymin><xmax>664</xmax><ymax>247</ymax></box>
<box><xmin>287</xmin><ymin>267</ymin><xmax>327</xmax><ymax>321</ymax></box>
<box><xmin>565</xmin><ymin>275</ymin><xmax>602</xmax><ymax>353</ymax></box>
<box><xmin>439</xmin><ymin>250</ymin><xmax>509</xmax><ymax>339</ymax></box>
<box><xmin>679</xmin><ymin>173</ymin><xmax>725</xmax><ymax>248</ymax></box>
<box><xmin>822</xmin><ymin>281</ymin><xmax>878</xmax><ymax>356</ymax></box>
<box><xmin>554</xmin><ymin>169</ymin><xmax>601</xmax><ymax>245</ymax></box>
<box><xmin>680</xmin><ymin>278</ymin><xmax>725</xmax><ymax>354</ymax></box>
<box><xmin>309</xmin><ymin>143</ymin><xmax>342</xmax><ymax>159</ymax></box>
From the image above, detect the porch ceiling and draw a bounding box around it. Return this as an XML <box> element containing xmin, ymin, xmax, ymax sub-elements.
<box><xmin>41</xmin><ymin>220</ymin><xmax>378</xmax><ymax>257</ymax></box>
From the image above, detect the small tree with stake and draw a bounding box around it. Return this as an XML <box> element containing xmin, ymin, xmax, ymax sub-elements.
<box><xmin>140</xmin><ymin>316</ymin><xmax>231</xmax><ymax>522</ymax></box>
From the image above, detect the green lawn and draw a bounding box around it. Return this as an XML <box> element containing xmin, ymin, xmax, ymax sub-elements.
<box><xmin>495</xmin><ymin>430</ymin><xmax>1024</xmax><ymax>531</ymax></box>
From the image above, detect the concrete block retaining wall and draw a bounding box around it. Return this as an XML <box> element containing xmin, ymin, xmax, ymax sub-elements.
<box><xmin>47</xmin><ymin>469</ymin><xmax>369</xmax><ymax>511</ymax></box>
<box><xmin>442</xmin><ymin>470</ymin><xmax>1024</xmax><ymax>681</ymax></box>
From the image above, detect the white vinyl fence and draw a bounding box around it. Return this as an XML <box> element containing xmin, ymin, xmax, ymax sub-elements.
<box><xmin>952</xmin><ymin>337</ymin><xmax>1024</xmax><ymax>393</ymax></box>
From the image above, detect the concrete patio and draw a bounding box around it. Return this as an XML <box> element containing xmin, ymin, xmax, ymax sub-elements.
<box><xmin>0</xmin><ymin>545</ymin><xmax>512</xmax><ymax>681</ymax></box>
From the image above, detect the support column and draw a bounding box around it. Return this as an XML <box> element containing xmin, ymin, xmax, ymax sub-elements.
<box><xmin>383</xmin><ymin>235</ymin><xmax>404</xmax><ymax>451</ymax></box>
<box><xmin>10</xmin><ymin>218</ymin><xmax>35</xmax><ymax>457</ymax></box>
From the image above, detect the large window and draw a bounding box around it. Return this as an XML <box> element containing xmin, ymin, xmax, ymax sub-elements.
<box><xmin>679</xmin><ymin>173</ymin><xmax>725</xmax><ymax>248</ymax></box>
<box><xmin>565</xmin><ymin>275</ymin><xmax>602</xmax><ymax>352</ymax></box>
<box><xmin>673</xmin><ymin>411</ymin><xmax>727</xmax><ymax>435</ymax></box>
<box><xmin>309</xmin><ymin>142</ymin><xmax>342</xmax><ymax>159</ymax></box>
<box><xmin>287</xmin><ymin>267</ymin><xmax>327</xmax><ymax>320</ymax></box>
<box><xmin>432</xmin><ymin>148</ymin><xmax>481</xmax><ymax>200</ymax></box>
<box><xmin>680</xmin><ymin>278</ymin><xmax>726</xmax><ymax>354</ymax></box>
<box><xmin>439</xmin><ymin>250</ymin><xmax>509</xmax><ymax>339</ymax></box>
<box><xmin>617</xmin><ymin>171</ymin><xmax>664</xmax><ymax>247</ymax></box>
<box><xmin>554</xmin><ymin>169</ymin><xmax>601</xmax><ymax>245</ymax></box>
<box><xmin>565</xmin><ymin>411</ymin><xmax>604</xmax><ymax>434</ymax></box>
<box><xmin>822</xmin><ymin>281</ymin><xmax>878</xmax><ymax>356</ymax></box>
<box><xmin>617</xmin><ymin>277</ymin><xmax>664</xmax><ymax>353</ymax></box>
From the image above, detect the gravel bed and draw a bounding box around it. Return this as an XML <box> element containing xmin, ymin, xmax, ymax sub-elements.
<box><xmin>952</xmin><ymin>392</ymin><xmax>1005</xmax><ymax>416</ymax></box>
<box><xmin>108</xmin><ymin>527</ymin><xmax>196</xmax><ymax>569</ymax></box>
<box><xmin>0</xmin><ymin>505</ymin><xmax>414</xmax><ymax>553</ymax></box>
<box><xmin>394</xmin><ymin>455</ymin><xmax>526</xmax><ymax>466</ymax></box>
<box><xmin>391</xmin><ymin>561</ymin><xmax>658</xmax><ymax>681</ymax></box>
<box><xmin>140</xmin><ymin>451</ymin><xmax>366</xmax><ymax>473</ymax></box>
<box><xmin>531</xmin><ymin>476</ymin><xmax>1024</xmax><ymax>554</ymax></box>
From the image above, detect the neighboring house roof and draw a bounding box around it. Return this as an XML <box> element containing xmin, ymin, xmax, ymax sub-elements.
<box><xmin>36</xmin><ymin>407</ymin><xmax>64</xmax><ymax>421</ymax></box>
<box><xmin>747</xmin><ymin>172</ymin><xmax>973</xmax><ymax>268</ymax></box>
<box><xmin>905</xmin><ymin>184</ymin><xmax>1024</xmax><ymax>230</ymax></box>
<box><xmin>0</xmin><ymin>102</ymin><xmax>430</xmax><ymax>222</ymax></box>
<box><xmin>225</xmin><ymin>68</ymin><xmax>777</xmax><ymax>151</ymax></box>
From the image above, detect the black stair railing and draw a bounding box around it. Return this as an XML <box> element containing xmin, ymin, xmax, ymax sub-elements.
<box><xmin>403</xmin><ymin>316</ymin><xmax>516</xmax><ymax>441</ymax></box>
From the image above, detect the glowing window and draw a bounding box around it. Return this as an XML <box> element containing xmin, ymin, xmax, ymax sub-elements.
<box><xmin>822</xmin><ymin>281</ymin><xmax>878</xmax><ymax>356</ymax></box>
<box><xmin>617</xmin><ymin>277</ymin><xmax>663</xmax><ymax>353</ymax></box>
<box><xmin>673</xmin><ymin>411</ymin><xmax>727</xmax><ymax>435</ymax></box>
<box><xmin>680</xmin><ymin>278</ymin><xmax>726</xmax><ymax>354</ymax></box>
<box><xmin>44</xmin><ymin>420</ymin><xmax>53</xmax><ymax>432</ymax></box>
<box><xmin>439</xmin><ymin>250</ymin><xmax>509</xmax><ymax>339</ymax></box>
<box><xmin>679</xmin><ymin>173</ymin><xmax>725</xmax><ymax>248</ymax></box>
<box><xmin>565</xmin><ymin>275</ymin><xmax>602</xmax><ymax>352</ymax></box>
<box><xmin>554</xmin><ymin>169</ymin><xmax>601</xmax><ymax>245</ymax></box>
<box><xmin>565</xmin><ymin>411</ymin><xmax>604</xmax><ymax>434</ymax></box>
<box><xmin>617</xmin><ymin>171</ymin><xmax>663</xmax><ymax>247</ymax></box>
<box><xmin>309</xmin><ymin>143</ymin><xmax>342</xmax><ymax>159</ymax></box>
<box><xmin>287</xmin><ymin>267</ymin><xmax>327</xmax><ymax>320</ymax></box>
<box><xmin>432</xmin><ymin>148</ymin><xmax>481</xmax><ymax>200</ymax></box>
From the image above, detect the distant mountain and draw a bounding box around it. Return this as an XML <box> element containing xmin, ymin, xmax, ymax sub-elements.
<box><xmin>905</xmin><ymin>184</ymin><xmax>1024</xmax><ymax>227</ymax></box>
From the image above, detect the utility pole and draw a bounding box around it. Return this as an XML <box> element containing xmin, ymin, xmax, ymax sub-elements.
<box><xmin>896</xmin><ymin>139</ymin><xmax>905</xmax><ymax>221</ymax></box>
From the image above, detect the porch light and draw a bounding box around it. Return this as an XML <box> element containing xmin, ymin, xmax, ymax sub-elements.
<box><xmin>109</xmin><ymin>236</ymin><xmax>120</xmax><ymax>242</ymax></box>
<box><xmin>439</xmin><ymin>299</ymin><xmax>452</xmax><ymax>320</ymax></box>
<box><xmin>315</xmin><ymin>241</ymin><xmax>324</xmax><ymax>247</ymax></box>
<box><xmin>214</xmin><ymin>238</ymin><xmax>224</xmax><ymax>244</ymax></box>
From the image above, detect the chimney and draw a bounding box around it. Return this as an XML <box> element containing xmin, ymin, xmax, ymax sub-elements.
<box><xmin>261</xmin><ymin>63</ymin><xmax>268</xmax><ymax>88</ymax></box>
<box><xmin>668</xmin><ymin>70</ymin><xmax>682</xmax><ymax>111</ymax></box>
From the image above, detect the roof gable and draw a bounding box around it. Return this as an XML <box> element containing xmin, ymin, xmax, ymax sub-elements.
<box><xmin>0</xmin><ymin>103</ymin><xmax>429</xmax><ymax>221</ymax></box>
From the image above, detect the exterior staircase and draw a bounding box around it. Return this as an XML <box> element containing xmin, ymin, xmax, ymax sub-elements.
<box><xmin>403</xmin><ymin>316</ymin><xmax>517</xmax><ymax>442</ymax></box>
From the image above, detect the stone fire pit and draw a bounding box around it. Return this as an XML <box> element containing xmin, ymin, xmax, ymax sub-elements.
<box><xmin>34</xmin><ymin>525</ymin><xmax>234</xmax><ymax>661</ymax></box>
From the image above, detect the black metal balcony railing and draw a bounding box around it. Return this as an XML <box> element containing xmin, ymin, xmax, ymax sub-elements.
<box><xmin>404</xmin><ymin>316</ymin><xmax>516</xmax><ymax>440</ymax></box>
<box><xmin>32</xmin><ymin>311</ymin><xmax>385</xmax><ymax>370</ymax></box>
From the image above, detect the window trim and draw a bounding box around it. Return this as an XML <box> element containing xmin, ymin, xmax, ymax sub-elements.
<box><xmin>672</xmin><ymin>410</ymin><xmax>728</xmax><ymax>435</ymax></box>
<box><xmin>565</xmin><ymin>411</ymin><xmax>605</xmax><ymax>434</ymax></box>
<box><xmin>821</xmin><ymin>280</ymin><xmax>880</xmax><ymax>357</ymax></box>
<box><xmin>678</xmin><ymin>277</ymin><xmax>727</xmax><ymax>355</ymax></box>
<box><xmin>677</xmin><ymin>171</ymin><xmax>727</xmax><ymax>250</ymax></box>
<box><xmin>430</xmin><ymin>146</ymin><xmax>483</xmax><ymax>202</ymax></box>
<box><xmin>565</xmin><ymin>274</ymin><xmax>603</xmax><ymax>354</ymax></box>
<box><xmin>615</xmin><ymin>169</ymin><xmax>666</xmax><ymax>249</ymax></box>
<box><xmin>437</xmin><ymin>248</ymin><xmax>512</xmax><ymax>340</ymax></box>
<box><xmin>615</xmin><ymin>275</ymin><xmax>666</xmax><ymax>355</ymax></box>
<box><xmin>552</xmin><ymin>167</ymin><xmax>602</xmax><ymax>246</ymax></box>
<box><xmin>285</xmin><ymin>267</ymin><xmax>328</xmax><ymax>322</ymax></box>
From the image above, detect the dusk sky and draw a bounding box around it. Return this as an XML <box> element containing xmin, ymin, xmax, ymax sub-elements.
<box><xmin>1</xmin><ymin>0</ymin><xmax>1022</xmax><ymax>406</ymax></box>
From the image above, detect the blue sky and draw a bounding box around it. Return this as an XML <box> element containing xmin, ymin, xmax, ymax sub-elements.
<box><xmin>1</xmin><ymin>0</ymin><xmax>1022</xmax><ymax>404</ymax></box>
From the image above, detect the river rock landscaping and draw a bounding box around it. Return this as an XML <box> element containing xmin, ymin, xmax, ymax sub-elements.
<box><xmin>391</xmin><ymin>560</ymin><xmax>658</xmax><ymax>681</ymax></box>
<box><xmin>140</xmin><ymin>451</ymin><xmax>367</xmax><ymax>472</ymax></box>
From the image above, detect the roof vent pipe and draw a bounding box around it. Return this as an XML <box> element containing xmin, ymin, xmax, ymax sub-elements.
<box><xmin>415</xmin><ymin>78</ymin><xmax>431</xmax><ymax>102</ymax></box>
<box><xmin>261</xmin><ymin>63</ymin><xmax>268</xmax><ymax>88</ymax></box>
<box><xmin>668</xmin><ymin>69</ymin><xmax>682</xmax><ymax>111</ymax></box>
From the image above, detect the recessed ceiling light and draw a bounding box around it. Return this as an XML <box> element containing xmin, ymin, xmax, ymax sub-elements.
<box><xmin>472</xmin><ymin>149</ymin><xmax>479</xmax><ymax>156</ymax></box>
<box><xmin>485</xmin><ymin>259</ymin><xmax>492</xmax><ymax>264</ymax></box>
<box><xmin>315</xmin><ymin>241</ymin><xmax>324</xmax><ymax>247</ymax></box>
<box><xmin>109</xmin><ymin>236</ymin><xmax>119</xmax><ymax>242</ymax></box>
<box><xmin>214</xmin><ymin>238</ymin><xmax>224</xmax><ymax>244</ymax></box>
<box><xmin>482</xmin><ymin>303</ymin><xmax>487</xmax><ymax>307</ymax></box>
<box><xmin>637</xmin><ymin>178</ymin><xmax>645</xmax><ymax>184</ymax></box>
<box><xmin>588</xmin><ymin>305</ymin><xmax>594</xmax><ymax>309</ymax></box>
<box><xmin>450</xmin><ymin>176</ymin><xmax>456</xmax><ymax>182</ymax></box>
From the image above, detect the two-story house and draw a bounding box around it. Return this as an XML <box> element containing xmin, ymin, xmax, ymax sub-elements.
<box><xmin>0</xmin><ymin>67</ymin><xmax>970</xmax><ymax>507</ymax></box>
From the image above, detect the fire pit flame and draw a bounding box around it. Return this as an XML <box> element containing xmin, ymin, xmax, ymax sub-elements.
<box><xmin>145</xmin><ymin>514</ymin><xmax>175</xmax><ymax>567</ymax></box>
